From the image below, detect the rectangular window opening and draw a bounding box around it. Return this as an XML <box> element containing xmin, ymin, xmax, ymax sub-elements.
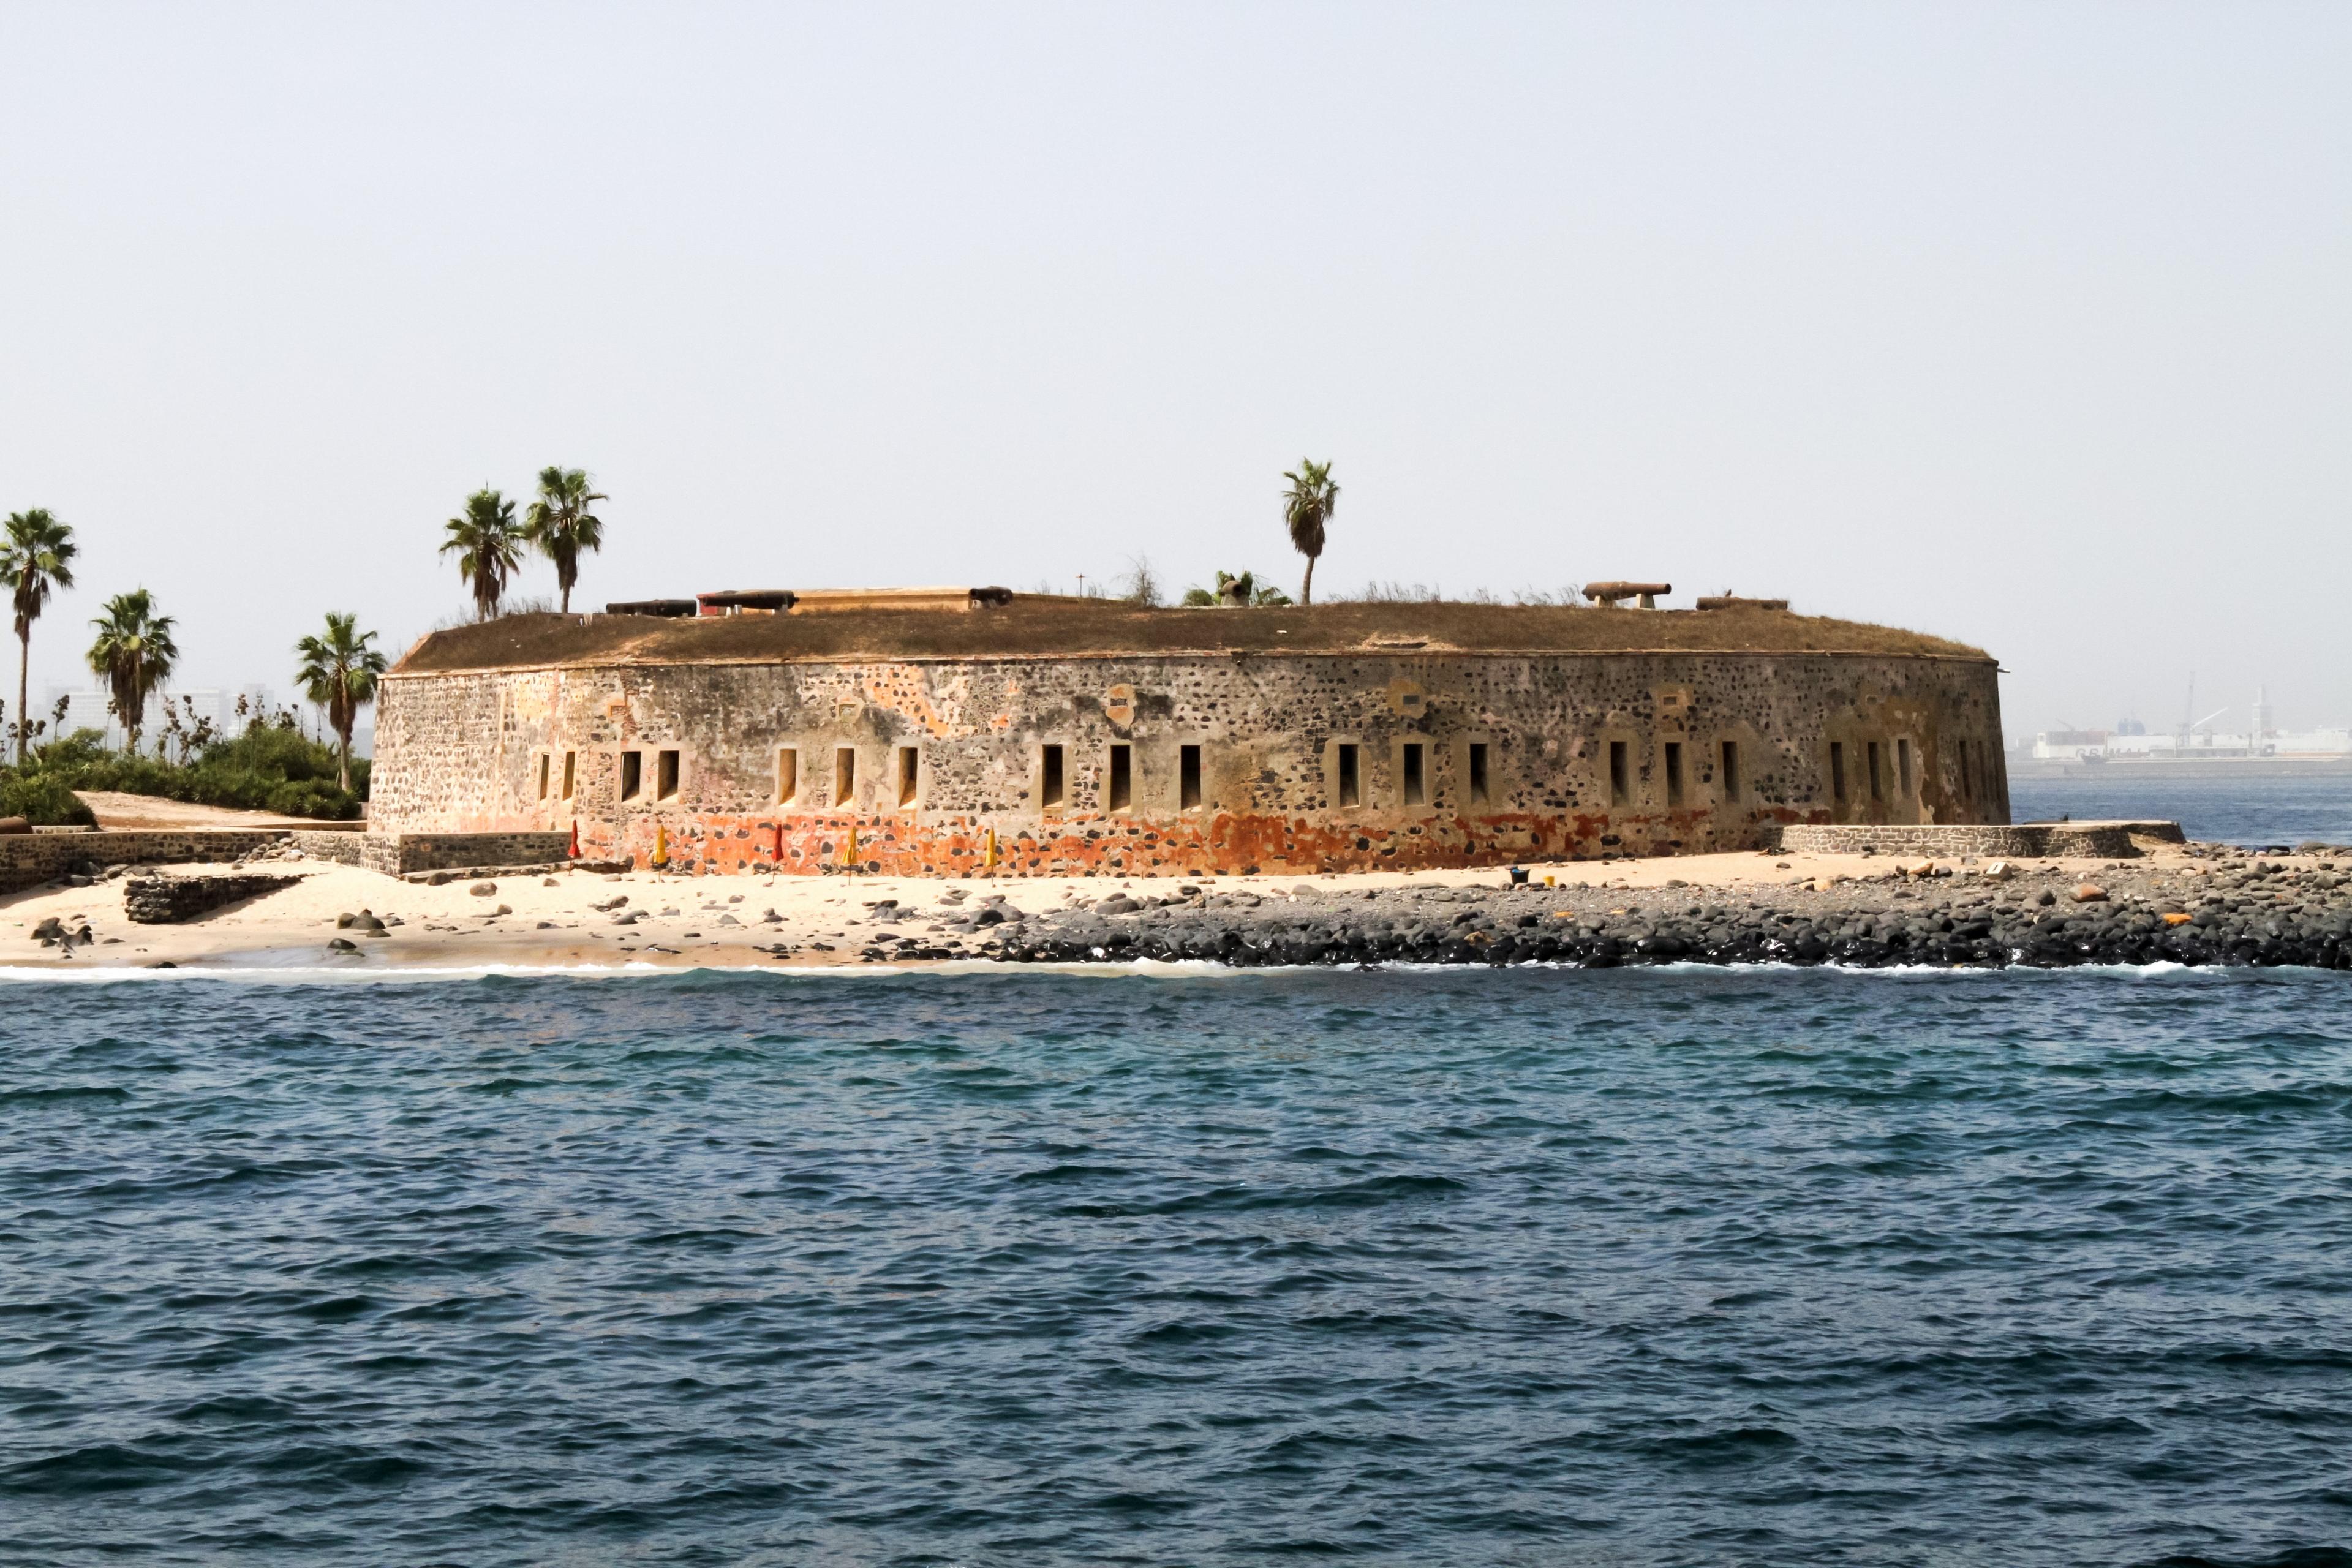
<box><xmin>1866</xmin><ymin>741</ymin><xmax>1884</xmax><ymax>803</ymax></box>
<box><xmin>1664</xmin><ymin>741</ymin><xmax>1685</xmax><ymax>808</ymax></box>
<box><xmin>1336</xmin><ymin>742</ymin><xmax>1360</xmax><ymax>808</ymax></box>
<box><xmin>657</xmin><ymin>749</ymin><xmax>680</xmax><ymax>801</ymax></box>
<box><xmin>1107</xmin><ymin>744</ymin><xmax>1132</xmax><ymax>811</ymax></box>
<box><xmin>1179</xmin><ymin>744</ymin><xmax>1202</xmax><ymax>810</ymax></box>
<box><xmin>835</xmin><ymin>747</ymin><xmax>857</xmax><ymax>810</ymax></box>
<box><xmin>619</xmin><ymin>750</ymin><xmax>643</xmax><ymax>801</ymax></box>
<box><xmin>1608</xmin><ymin>740</ymin><xmax>1629</xmax><ymax>807</ymax></box>
<box><xmin>536</xmin><ymin>753</ymin><xmax>550</xmax><ymax>800</ymax></box>
<box><xmin>1468</xmin><ymin>742</ymin><xmax>1490</xmax><ymax>805</ymax></box>
<box><xmin>1719</xmin><ymin>740</ymin><xmax>1740</xmax><ymax>804</ymax></box>
<box><xmin>1041</xmin><ymin>744</ymin><xmax>1065</xmax><ymax>809</ymax></box>
<box><xmin>1897</xmin><ymin>737</ymin><xmax>1913</xmax><ymax>796</ymax></box>
<box><xmin>561</xmin><ymin>750</ymin><xmax>576</xmax><ymax>800</ymax></box>
<box><xmin>897</xmin><ymin>745</ymin><xmax>919</xmax><ymax>807</ymax></box>
<box><xmin>1830</xmin><ymin>742</ymin><xmax>1847</xmax><ymax>805</ymax></box>
<box><xmin>1402</xmin><ymin>742</ymin><xmax>1425</xmax><ymax>807</ymax></box>
<box><xmin>1958</xmin><ymin>737</ymin><xmax>1974</xmax><ymax>800</ymax></box>
<box><xmin>777</xmin><ymin>747</ymin><xmax>798</xmax><ymax>804</ymax></box>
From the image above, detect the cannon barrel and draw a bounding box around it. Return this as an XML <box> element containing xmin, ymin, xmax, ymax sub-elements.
<box><xmin>1583</xmin><ymin>581</ymin><xmax>1672</xmax><ymax>606</ymax></box>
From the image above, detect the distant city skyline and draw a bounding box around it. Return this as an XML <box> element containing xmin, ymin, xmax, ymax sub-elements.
<box><xmin>36</xmin><ymin>681</ymin><xmax>372</xmax><ymax>755</ymax></box>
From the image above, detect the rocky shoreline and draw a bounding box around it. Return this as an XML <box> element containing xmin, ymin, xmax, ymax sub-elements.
<box><xmin>925</xmin><ymin>851</ymin><xmax>2352</xmax><ymax>972</ymax></box>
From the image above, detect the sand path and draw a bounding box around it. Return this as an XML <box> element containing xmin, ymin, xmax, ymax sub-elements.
<box><xmin>74</xmin><ymin>790</ymin><xmax>363</xmax><ymax>832</ymax></box>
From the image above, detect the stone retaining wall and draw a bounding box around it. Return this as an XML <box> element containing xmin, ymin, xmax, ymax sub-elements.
<box><xmin>358</xmin><ymin>831</ymin><xmax>573</xmax><ymax>876</ymax></box>
<box><xmin>124</xmin><ymin>872</ymin><xmax>303</xmax><ymax>924</ymax></box>
<box><xmin>0</xmin><ymin>831</ymin><xmax>291</xmax><ymax>894</ymax></box>
<box><xmin>0</xmin><ymin>826</ymin><xmax>567</xmax><ymax>894</ymax></box>
<box><xmin>1774</xmin><ymin>821</ymin><xmax>2185</xmax><ymax>859</ymax></box>
<box><xmin>290</xmin><ymin>831</ymin><xmax>366</xmax><ymax>865</ymax></box>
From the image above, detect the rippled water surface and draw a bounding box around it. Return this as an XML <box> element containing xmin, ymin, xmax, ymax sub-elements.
<box><xmin>2010</xmin><ymin>770</ymin><xmax>2352</xmax><ymax>848</ymax></box>
<box><xmin>6</xmin><ymin>966</ymin><xmax>2352</xmax><ymax>1566</ymax></box>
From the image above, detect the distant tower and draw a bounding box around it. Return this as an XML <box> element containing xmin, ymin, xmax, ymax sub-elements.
<box><xmin>2253</xmin><ymin>686</ymin><xmax>2275</xmax><ymax>738</ymax></box>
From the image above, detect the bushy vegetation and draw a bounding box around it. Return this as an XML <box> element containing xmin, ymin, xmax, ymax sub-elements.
<box><xmin>0</xmin><ymin>726</ymin><xmax>368</xmax><ymax>824</ymax></box>
<box><xmin>0</xmin><ymin>769</ymin><xmax>94</xmax><ymax>826</ymax></box>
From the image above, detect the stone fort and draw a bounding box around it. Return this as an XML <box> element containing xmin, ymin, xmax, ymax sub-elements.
<box><xmin>368</xmin><ymin>589</ymin><xmax>2011</xmax><ymax>876</ymax></box>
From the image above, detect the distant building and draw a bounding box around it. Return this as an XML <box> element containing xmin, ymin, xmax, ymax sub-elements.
<box><xmin>2029</xmin><ymin>688</ymin><xmax>2352</xmax><ymax>761</ymax></box>
<box><xmin>40</xmin><ymin>684</ymin><xmax>283</xmax><ymax>751</ymax></box>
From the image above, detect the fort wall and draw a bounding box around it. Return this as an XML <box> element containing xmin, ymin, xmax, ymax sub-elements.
<box><xmin>371</xmin><ymin>644</ymin><xmax>2008</xmax><ymax>876</ymax></box>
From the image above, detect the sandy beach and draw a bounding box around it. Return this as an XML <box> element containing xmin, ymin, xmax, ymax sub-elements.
<box><xmin>0</xmin><ymin>838</ymin><xmax>2240</xmax><ymax>973</ymax></box>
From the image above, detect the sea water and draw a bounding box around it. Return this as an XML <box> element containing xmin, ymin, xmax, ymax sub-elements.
<box><xmin>4</xmin><ymin>965</ymin><xmax>2350</xmax><ymax>1566</ymax></box>
<box><xmin>2011</xmin><ymin>770</ymin><xmax>2352</xmax><ymax>848</ymax></box>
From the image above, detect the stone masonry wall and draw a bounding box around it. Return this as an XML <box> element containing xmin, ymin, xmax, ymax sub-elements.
<box><xmin>124</xmin><ymin>872</ymin><xmax>304</xmax><ymax>924</ymax></box>
<box><xmin>357</xmin><ymin>832</ymin><xmax>575</xmax><ymax>876</ymax></box>
<box><xmin>0</xmin><ymin>830</ymin><xmax>293</xmax><ymax>895</ymax></box>
<box><xmin>371</xmin><ymin>650</ymin><xmax>2009</xmax><ymax>876</ymax></box>
<box><xmin>1776</xmin><ymin>821</ymin><xmax>2187</xmax><ymax>860</ymax></box>
<box><xmin>288</xmin><ymin>830</ymin><xmax>365</xmax><ymax>864</ymax></box>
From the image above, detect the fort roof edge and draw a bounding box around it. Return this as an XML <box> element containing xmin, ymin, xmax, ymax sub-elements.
<box><xmin>391</xmin><ymin>600</ymin><xmax>1991</xmax><ymax>678</ymax></box>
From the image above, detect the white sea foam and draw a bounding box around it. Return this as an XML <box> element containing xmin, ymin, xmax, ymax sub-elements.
<box><xmin>0</xmin><ymin>952</ymin><xmax>2273</xmax><ymax>986</ymax></box>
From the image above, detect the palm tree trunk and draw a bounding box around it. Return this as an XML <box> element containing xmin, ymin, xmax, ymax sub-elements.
<box><xmin>337</xmin><ymin>725</ymin><xmax>351</xmax><ymax>793</ymax></box>
<box><xmin>1300</xmin><ymin>554</ymin><xmax>1316</xmax><ymax>606</ymax></box>
<box><xmin>15</xmin><ymin>625</ymin><xmax>28</xmax><ymax>765</ymax></box>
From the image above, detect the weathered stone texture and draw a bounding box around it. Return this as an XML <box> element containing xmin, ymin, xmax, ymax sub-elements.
<box><xmin>372</xmin><ymin>647</ymin><xmax>2008</xmax><ymax>876</ymax></box>
<box><xmin>356</xmin><ymin>831</ymin><xmax>573</xmax><ymax>876</ymax></box>
<box><xmin>124</xmin><ymin>872</ymin><xmax>302</xmax><ymax>923</ymax></box>
<box><xmin>0</xmin><ymin>830</ymin><xmax>295</xmax><ymax>894</ymax></box>
<box><xmin>1776</xmin><ymin>820</ymin><xmax>2185</xmax><ymax>860</ymax></box>
<box><xmin>288</xmin><ymin>830</ymin><xmax>366</xmax><ymax>864</ymax></box>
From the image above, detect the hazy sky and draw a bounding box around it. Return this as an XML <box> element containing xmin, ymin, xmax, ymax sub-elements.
<box><xmin>2</xmin><ymin>3</ymin><xmax>2344</xmax><ymax>741</ymax></box>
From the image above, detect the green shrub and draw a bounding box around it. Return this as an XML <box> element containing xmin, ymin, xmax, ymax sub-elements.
<box><xmin>0</xmin><ymin>772</ymin><xmax>97</xmax><ymax>827</ymax></box>
<box><xmin>262</xmin><ymin>778</ymin><xmax>360</xmax><ymax>820</ymax></box>
<box><xmin>14</xmin><ymin>725</ymin><xmax>363</xmax><ymax>821</ymax></box>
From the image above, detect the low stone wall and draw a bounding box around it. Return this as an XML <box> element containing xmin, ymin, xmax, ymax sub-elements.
<box><xmin>358</xmin><ymin>832</ymin><xmax>573</xmax><ymax>876</ymax></box>
<box><xmin>290</xmin><ymin>831</ymin><xmax>366</xmax><ymax>865</ymax></box>
<box><xmin>1773</xmin><ymin>820</ymin><xmax>2184</xmax><ymax>859</ymax></box>
<box><xmin>0</xmin><ymin>830</ymin><xmax>292</xmax><ymax>895</ymax></box>
<box><xmin>125</xmin><ymin>872</ymin><xmax>303</xmax><ymax>924</ymax></box>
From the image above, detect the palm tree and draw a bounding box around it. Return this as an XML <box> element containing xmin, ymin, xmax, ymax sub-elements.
<box><xmin>293</xmin><ymin>612</ymin><xmax>389</xmax><ymax>791</ymax></box>
<box><xmin>1</xmin><ymin>510</ymin><xmax>77</xmax><ymax>764</ymax></box>
<box><xmin>522</xmin><ymin>466</ymin><xmax>608</xmax><ymax>613</ymax></box>
<box><xmin>86</xmin><ymin>589</ymin><xmax>178</xmax><ymax>755</ymax></box>
<box><xmin>1281</xmin><ymin>459</ymin><xmax>1338</xmax><ymax>606</ymax></box>
<box><xmin>441</xmin><ymin>488</ymin><xmax>524</xmax><ymax>620</ymax></box>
